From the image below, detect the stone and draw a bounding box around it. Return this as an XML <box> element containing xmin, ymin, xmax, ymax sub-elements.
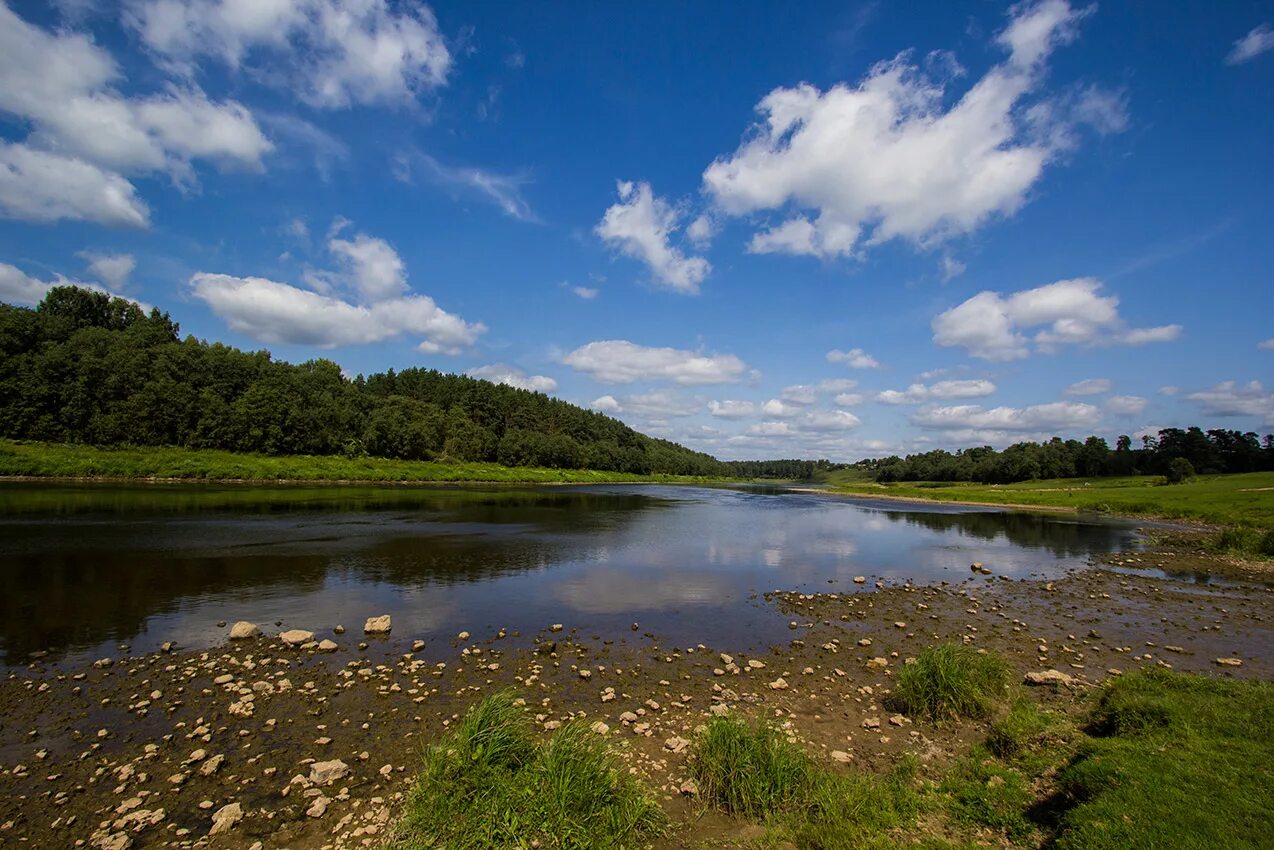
<box><xmin>91</xmin><ymin>833</ymin><xmax>132</xmax><ymax>850</ymax></box>
<box><xmin>550</xmin><ymin>624</ymin><xmax>564</xmax><ymax>633</ymax></box>
<box><xmin>228</xmin><ymin>622</ymin><xmax>260</xmax><ymax>640</ymax></box>
<box><xmin>317</xmin><ymin>639</ymin><xmax>338</xmax><ymax>652</ymax></box>
<box><xmin>591</xmin><ymin>721</ymin><xmax>610</xmax><ymax>735</ymax></box>
<box><xmin>209</xmin><ymin>802</ymin><xmax>242</xmax><ymax>836</ymax></box>
<box><xmin>719</xmin><ymin>653</ymin><xmax>733</xmax><ymax>666</ymax></box>
<box><xmin>1023</xmin><ymin>669</ymin><xmax>1077</xmax><ymax>687</ymax></box>
<box><xmin>306</xmin><ymin>796</ymin><xmax>329</xmax><ymax>818</ymax></box>
<box><xmin>309</xmin><ymin>759</ymin><xmax>350</xmax><ymax>786</ymax></box>
<box><xmin>679</xmin><ymin>779</ymin><xmax>698</xmax><ymax>796</ymax></box>
<box><xmin>862</xmin><ymin>717</ymin><xmax>881</xmax><ymax>730</ymax></box>
<box><xmin>412</xmin><ymin>640</ymin><xmax>425</xmax><ymax>652</ymax></box>
<box><xmin>866</xmin><ymin>657</ymin><xmax>889</xmax><ymax>671</ymax></box>
<box><xmin>747</xmin><ymin>659</ymin><xmax>766</xmax><ymax>669</ymax></box>
<box><xmin>1215</xmin><ymin>657</ymin><xmax>1243</xmax><ymax>667</ymax></box>
<box><xmin>664</xmin><ymin>736</ymin><xmax>690</xmax><ymax>754</ymax></box>
<box><xmin>199</xmin><ymin>754</ymin><xmax>225</xmax><ymax>776</ymax></box>
<box><xmin>279</xmin><ymin>629</ymin><xmax>314</xmax><ymax>646</ymax></box>
<box><xmin>364</xmin><ymin>615</ymin><xmax>392</xmax><ymax>635</ymax></box>
<box><xmin>769</xmin><ymin>677</ymin><xmax>789</xmax><ymax>690</ymax></box>
<box><xmin>830</xmin><ymin>751</ymin><xmax>853</xmax><ymax>764</ymax></box>
<box><xmin>853</xmin><ymin>576</ymin><xmax>866</xmax><ymax>584</ymax></box>
<box><xmin>578</xmin><ymin>669</ymin><xmax>592</xmax><ymax>679</ymax></box>
<box><xmin>858</xmin><ymin>638</ymin><xmax>872</xmax><ymax>646</ymax></box>
<box><xmin>333</xmin><ymin>625</ymin><xmax>345</xmax><ymax>634</ymax></box>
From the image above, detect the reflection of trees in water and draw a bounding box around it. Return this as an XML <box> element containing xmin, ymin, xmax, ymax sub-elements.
<box><xmin>874</xmin><ymin>508</ymin><xmax>1137</xmax><ymax>557</ymax></box>
<box><xmin>0</xmin><ymin>482</ymin><xmax>674</xmax><ymax>520</ymax></box>
<box><xmin>0</xmin><ymin>489</ymin><xmax>666</xmax><ymax>665</ymax></box>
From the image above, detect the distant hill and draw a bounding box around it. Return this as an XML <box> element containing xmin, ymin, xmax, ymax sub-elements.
<box><xmin>0</xmin><ymin>286</ymin><xmax>729</xmax><ymax>477</ymax></box>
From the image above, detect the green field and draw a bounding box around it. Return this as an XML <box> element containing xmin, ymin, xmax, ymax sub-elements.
<box><xmin>820</xmin><ymin>470</ymin><xmax>1274</xmax><ymax>529</ymax></box>
<box><xmin>0</xmin><ymin>439</ymin><xmax>729</xmax><ymax>485</ymax></box>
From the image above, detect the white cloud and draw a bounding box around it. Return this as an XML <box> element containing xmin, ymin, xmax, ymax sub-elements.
<box><xmin>1226</xmin><ymin>23</ymin><xmax>1274</xmax><ymax>65</ymax></box>
<box><xmin>826</xmin><ymin>347</ymin><xmax>880</xmax><ymax>369</ymax></box>
<box><xmin>571</xmin><ymin>286</ymin><xmax>598</xmax><ymax>300</ymax></box>
<box><xmin>1064</xmin><ymin>377</ymin><xmax>1112</xmax><ymax>396</ymax></box>
<box><xmin>562</xmin><ymin>340</ymin><xmax>746</xmax><ymax>385</ymax></box>
<box><xmin>1185</xmin><ymin>381</ymin><xmax>1274</xmax><ymax>425</ymax></box>
<box><xmin>591</xmin><ymin>395</ymin><xmax>622</xmax><ymax>414</ymax></box>
<box><xmin>876</xmin><ymin>379</ymin><xmax>997</xmax><ymax>404</ymax></box>
<box><xmin>686</xmin><ymin>214</ymin><xmax>717</xmax><ymax>248</ymax></box>
<box><xmin>1106</xmin><ymin>395</ymin><xmax>1147</xmax><ymax>415</ymax></box>
<box><xmin>761</xmin><ymin>399</ymin><xmax>802</xmax><ymax>418</ymax></box>
<box><xmin>394</xmin><ymin>149</ymin><xmax>535</xmax><ymax>221</ymax></box>
<box><xmin>126</xmin><ymin>0</ymin><xmax>451</xmax><ymax>107</ymax></box>
<box><xmin>78</xmin><ymin>252</ymin><xmax>136</xmax><ymax>289</ymax></box>
<box><xmin>1259</xmin><ymin>338</ymin><xmax>1274</xmax><ymax>351</ymax></box>
<box><xmin>933</xmin><ymin>278</ymin><xmax>1182</xmax><ymax>360</ymax></box>
<box><xmin>816</xmin><ymin>378</ymin><xmax>858</xmax><ymax>392</ymax></box>
<box><xmin>801</xmin><ymin>410</ymin><xmax>862</xmax><ymax>432</ymax></box>
<box><xmin>834</xmin><ymin>392</ymin><xmax>865</xmax><ymax>406</ymax></box>
<box><xmin>1158</xmin><ymin>386</ymin><xmax>1179</xmax><ymax>396</ymax></box>
<box><xmin>609</xmin><ymin>390</ymin><xmax>701</xmax><ymax>418</ymax></box>
<box><xmin>0</xmin><ymin>263</ymin><xmax>82</xmax><ymax>305</ymax></box>
<box><xmin>595</xmin><ymin>181</ymin><xmax>710</xmax><ymax>293</ymax></box>
<box><xmin>467</xmin><ymin>364</ymin><xmax>557</xmax><ymax>393</ymax></box>
<box><xmin>913</xmin><ymin>401</ymin><xmax>1101</xmax><ymax>432</ymax></box>
<box><xmin>779</xmin><ymin>384</ymin><xmax>819</xmax><ymax>405</ymax></box>
<box><xmin>708</xmin><ymin>400</ymin><xmax>757</xmax><ymax>419</ymax></box>
<box><xmin>702</xmin><ymin>0</ymin><xmax>1120</xmax><ymax>259</ymax></box>
<box><xmin>190</xmin><ymin>273</ymin><xmax>482</xmax><ymax>354</ymax></box>
<box><xmin>941</xmin><ymin>255</ymin><xmax>967</xmax><ymax>281</ymax></box>
<box><xmin>328</xmin><ymin>233</ymin><xmax>407</xmax><ymax>301</ymax></box>
<box><xmin>0</xmin><ymin>144</ymin><xmax>150</xmax><ymax>227</ymax></box>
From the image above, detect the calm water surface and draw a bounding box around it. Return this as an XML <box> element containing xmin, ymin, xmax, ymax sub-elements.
<box><xmin>0</xmin><ymin>482</ymin><xmax>1144</xmax><ymax>667</ymax></box>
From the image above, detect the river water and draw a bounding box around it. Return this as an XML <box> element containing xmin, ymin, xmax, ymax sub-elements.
<box><xmin>0</xmin><ymin>482</ymin><xmax>1144</xmax><ymax>667</ymax></box>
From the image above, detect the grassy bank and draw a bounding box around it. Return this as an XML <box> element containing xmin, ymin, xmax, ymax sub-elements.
<box><xmin>0</xmin><ymin>439</ymin><xmax>730</xmax><ymax>485</ymax></box>
<box><xmin>821</xmin><ymin>470</ymin><xmax>1274</xmax><ymax>530</ymax></box>
<box><xmin>383</xmin><ymin>646</ymin><xmax>1272</xmax><ymax>849</ymax></box>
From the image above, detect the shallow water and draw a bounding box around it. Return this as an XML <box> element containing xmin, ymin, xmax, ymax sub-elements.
<box><xmin>0</xmin><ymin>482</ymin><xmax>1144</xmax><ymax>667</ymax></box>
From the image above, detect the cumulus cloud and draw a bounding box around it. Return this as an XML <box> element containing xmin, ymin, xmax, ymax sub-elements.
<box><xmin>834</xmin><ymin>392</ymin><xmax>865</xmax><ymax>406</ymax></box>
<box><xmin>912</xmin><ymin>401</ymin><xmax>1101</xmax><ymax>432</ymax></box>
<box><xmin>0</xmin><ymin>144</ymin><xmax>150</xmax><ymax>227</ymax></box>
<box><xmin>932</xmin><ymin>278</ymin><xmax>1181</xmax><ymax>360</ymax></box>
<box><xmin>826</xmin><ymin>347</ymin><xmax>880</xmax><ymax>369</ymax></box>
<box><xmin>595</xmin><ymin>181</ymin><xmax>710</xmax><ymax>293</ymax></box>
<box><xmin>817</xmin><ymin>378</ymin><xmax>859</xmax><ymax>392</ymax></box>
<box><xmin>779</xmin><ymin>385</ymin><xmax>819</xmax><ymax>405</ymax></box>
<box><xmin>467</xmin><ymin>364</ymin><xmax>557</xmax><ymax>393</ymax></box>
<box><xmin>1259</xmin><ymin>339</ymin><xmax>1274</xmax><ymax>351</ymax></box>
<box><xmin>190</xmin><ymin>225</ymin><xmax>482</xmax><ymax>354</ymax></box>
<box><xmin>1185</xmin><ymin>381</ymin><xmax>1274</xmax><ymax>425</ymax></box>
<box><xmin>604</xmin><ymin>390</ymin><xmax>701</xmax><ymax>419</ymax></box>
<box><xmin>876</xmin><ymin>379</ymin><xmax>996</xmax><ymax>404</ymax></box>
<box><xmin>702</xmin><ymin>0</ymin><xmax>1121</xmax><ymax>259</ymax></box>
<box><xmin>0</xmin><ymin>3</ymin><xmax>271</xmax><ymax>225</ymax></box>
<box><xmin>562</xmin><ymin>340</ymin><xmax>746</xmax><ymax>385</ymax></box>
<box><xmin>748</xmin><ymin>409</ymin><xmax>862</xmax><ymax>436</ymax></box>
<box><xmin>708</xmin><ymin>400</ymin><xmax>756</xmax><ymax>419</ymax></box>
<box><xmin>1064</xmin><ymin>377</ymin><xmax>1112</xmax><ymax>396</ymax></box>
<box><xmin>77</xmin><ymin>252</ymin><xmax>136</xmax><ymax>289</ymax></box>
<box><xmin>591</xmin><ymin>395</ymin><xmax>622</xmax><ymax>413</ymax></box>
<box><xmin>0</xmin><ymin>260</ymin><xmax>148</xmax><ymax>308</ymax></box>
<box><xmin>1226</xmin><ymin>23</ymin><xmax>1274</xmax><ymax>65</ymax></box>
<box><xmin>1106</xmin><ymin>395</ymin><xmax>1147</xmax><ymax>415</ymax></box>
<box><xmin>761</xmin><ymin>399</ymin><xmax>803</xmax><ymax>418</ymax></box>
<box><xmin>125</xmin><ymin>0</ymin><xmax>451</xmax><ymax>107</ymax></box>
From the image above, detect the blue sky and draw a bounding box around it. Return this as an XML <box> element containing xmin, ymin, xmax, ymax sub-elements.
<box><xmin>1</xmin><ymin>0</ymin><xmax>1271</xmax><ymax>460</ymax></box>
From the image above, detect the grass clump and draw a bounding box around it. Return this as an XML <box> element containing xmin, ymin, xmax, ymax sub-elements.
<box><xmin>1052</xmin><ymin>669</ymin><xmax>1274</xmax><ymax>849</ymax></box>
<box><xmin>1213</xmin><ymin>525</ymin><xmax>1274</xmax><ymax>557</ymax></box>
<box><xmin>689</xmin><ymin>716</ymin><xmax>920</xmax><ymax>849</ymax></box>
<box><xmin>940</xmin><ymin>751</ymin><xmax>1037</xmax><ymax>842</ymax></box>
<box><xmin>386</xmin><ymin>691</ymin><xmax>665</xmax><ymax>850</ymax></box>
<box><xmin>985</xmin><ymin>696</ymin><xmax>1058</xmax><ymax>760</ymax></box>
<box><xmin>888</xmin><ymin>643</ymin><xmax>1009</xmax><ymax>723</ymax></box>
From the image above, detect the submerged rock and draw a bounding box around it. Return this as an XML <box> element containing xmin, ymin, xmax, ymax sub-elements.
<box><xmin>228</xmin><ymin>622</ymin><xmax>260</xmax><ymax>640</ymax></box>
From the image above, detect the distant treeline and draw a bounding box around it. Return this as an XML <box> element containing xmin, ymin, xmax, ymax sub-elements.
<box><xmin>0</xmin><ymin>287</ymin><xmax>729</xmax><ymax>476</ymax></box>
<box><xmin>721</xmin><ymin>458</ymin><xmax>847</xmax><ymax>479</ymax></box>
<box><xmin>863</xmin><ymin>429</ymin><xmax>1274</xmax><ymax>484</ymax></box>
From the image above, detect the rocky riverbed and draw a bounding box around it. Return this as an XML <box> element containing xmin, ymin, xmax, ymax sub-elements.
<box><xmin>0</xmin><ymin>553</ymin><xmax>1268</xmax><ymax>850</ymax></box>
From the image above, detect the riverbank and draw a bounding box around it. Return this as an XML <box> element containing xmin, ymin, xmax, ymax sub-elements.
<box><xmin>821</xmin><ymin>472</ymin><xmax>1274</xmax><ymax>530</ymax></box>
<box><xmin>1</xmin><ymin>550</ymin><xmax>1268</xmax><ymax>849</ymax></box>
<box><xmin>0</xmin><ymin>440</ymin><xmax>735</xmax><ymax>486</ymax></box>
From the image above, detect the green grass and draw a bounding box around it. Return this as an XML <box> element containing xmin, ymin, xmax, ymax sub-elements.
<box><xmin>1051</xmin><ymin>670</ymin><xmax>1274</xmax><ymax>850</ymax></box>
<box><xmin>887</xmin><ymin>643</ymin><xmax>1010</xmax><ymax>724</ymax></box>
<box><xmin>0</xmin><ymin>439</ymin><xmax>728</xmax><ymax>485</ymax></box>
<box><xmin>689</xmin><ymin>715</ymin><xmax>920</xmax><ymax>849</ymax></box>
<box><xmin>385</xmin><ymin>691</ymin><xmax>666</xmax><ymax>850</ymax></box>
<box><xmin>827</xmin><ymin>472</ymin><xmax>1274</xmax><ymax>529</ymax></box>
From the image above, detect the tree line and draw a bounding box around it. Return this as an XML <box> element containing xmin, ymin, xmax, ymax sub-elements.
<box><xmin>0</xmin><ymin>287</ymin><xmax>730</xmax><ymax>476</ymax></box>
<box><xmin>863</xmin><ymin>428</ymin><xmax>1274</xmax><ymax>484</ymax></box>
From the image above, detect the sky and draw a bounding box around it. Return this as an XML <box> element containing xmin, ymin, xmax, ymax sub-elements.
<box><xmin>1</xmin><ymin>0</ymin><xmax>1272</xmax><ymax>461</ymax></box>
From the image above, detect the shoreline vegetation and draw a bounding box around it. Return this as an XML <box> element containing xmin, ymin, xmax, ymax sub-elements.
<box><xmin>0</xmin><ymin>439</ymin><xmax>735</xmax><ymax>486</ymax></box>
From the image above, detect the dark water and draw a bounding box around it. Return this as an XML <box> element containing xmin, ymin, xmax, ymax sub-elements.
<box><xmin>0</xmin><ymin>482</ymin><xmax>1144</xmax><ymax>667</ymax></box>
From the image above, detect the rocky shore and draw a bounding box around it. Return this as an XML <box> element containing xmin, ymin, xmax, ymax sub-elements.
<box><xmin>0</xmin><ymin>557</ymin><xmax>1268</xmax><ymax>850</ymax></box>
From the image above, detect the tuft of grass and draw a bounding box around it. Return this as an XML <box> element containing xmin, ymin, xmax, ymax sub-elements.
<box><xmin>986</xmin><ymin>696</ymin><xmax>1054</xmax><ymax>760</ymax></box>
<box><xmin>689</xmin><ymin>716</ymin><xmax>921</xmax><ymax>848</ymax></box>
<box><xmin>1213</xmin><ymin>525</ymin><xmax>1274</xmax><ymax>557</ymax></box>
<box><xmin>1052</xmin><ymin>670</ymin><xmax>1274</xmax><ymax>849</ymax></box>
<box><xmin>689</xmin><ymin>715</ymin><xmax>813</xmax><ymax>818</ymax></box>
<box><xmin>386</xmin><ymin>691</ymin><xmax>665</xmax><ymax>850</ymax></box>
<box><xmin>888</xmin><ymin>643</ymin><xmax>1009</xmax><ymax>723</ymax></box>
<box><xmin>940</xmin><ymin>750</ymin><xmax>1038</xmax><ymax>843</ymax></box>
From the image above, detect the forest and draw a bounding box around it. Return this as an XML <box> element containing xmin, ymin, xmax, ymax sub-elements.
<box><xmin>0</xmin><ymin>287</ymin><xmax>729</xmax><ymax>476</ymax></box>
<box><xmin>862</xmin><ymin>428</ymin><xmax>1274</xmax><ymax>484</ymax></box>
